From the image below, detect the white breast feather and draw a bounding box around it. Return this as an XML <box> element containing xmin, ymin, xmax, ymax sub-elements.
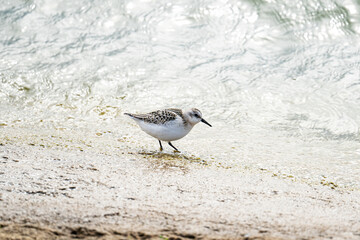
<box><xmin>136</xmin><ymin>115</ymin><xmax>193</xmax><ymax>141</ymax></box>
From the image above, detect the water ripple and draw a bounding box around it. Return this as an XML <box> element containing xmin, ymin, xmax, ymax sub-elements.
<box><xmin>1</xmin><ymin>0</ymin><xmax>360</xmax><ymax>140</ymax></box>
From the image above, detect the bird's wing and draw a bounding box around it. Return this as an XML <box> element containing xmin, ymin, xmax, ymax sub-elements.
<box><xmin>166</xmin><ymin>108</ymin><xmax>183</xmax><ymax>117</ymax></box>
<box><xmin>125</xmin><ymin>110</ymin><xmax>179</xmax><ymax>125</ymax></box>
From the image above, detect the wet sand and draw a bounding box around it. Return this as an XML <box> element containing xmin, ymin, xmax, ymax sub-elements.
<box><xmin>1</xmin><ymin>128</ymin><xmax>360</xmax><ymax>239</ymax></box>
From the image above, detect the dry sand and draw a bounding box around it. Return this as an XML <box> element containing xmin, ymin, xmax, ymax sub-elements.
<box><xmin>1</xmin><ymin>127</ymin><xmax>360</xmax><ymax>239</ymax></box>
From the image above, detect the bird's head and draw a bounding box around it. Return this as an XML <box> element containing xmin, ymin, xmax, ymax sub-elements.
<box><xmin>184</xmin><ymin>108</ymin><xmax>212</xmax><ymax>127</ymax></box>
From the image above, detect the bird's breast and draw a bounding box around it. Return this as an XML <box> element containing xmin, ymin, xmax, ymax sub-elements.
<box><xmin>138</xmin><ymin>120</ymin><xmax>193</xmax><ymax>141</ymax></box>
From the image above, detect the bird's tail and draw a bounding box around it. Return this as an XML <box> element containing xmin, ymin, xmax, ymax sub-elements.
<box><xmin>124</xmin><ymin>112</ymin><xmax>145</xmax><ymax>121</ymax></box>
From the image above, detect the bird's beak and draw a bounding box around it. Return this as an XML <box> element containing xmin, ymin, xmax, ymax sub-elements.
<box><xmin>201</xmin><ymin>118</ymin><xmax>212</xmax><ymax>127</ymax></box>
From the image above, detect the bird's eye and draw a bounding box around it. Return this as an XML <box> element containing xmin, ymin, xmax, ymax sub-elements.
<box><xmin>194</xmin><ymin>114</ymin><xmax>199</xmax><ymax>118</ymax></box>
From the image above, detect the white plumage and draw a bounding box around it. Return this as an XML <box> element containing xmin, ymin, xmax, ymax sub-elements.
<box><xmin>124</xmin><ymin>108</ymin><xmax>212</xmax><ymax>151</ymax></box>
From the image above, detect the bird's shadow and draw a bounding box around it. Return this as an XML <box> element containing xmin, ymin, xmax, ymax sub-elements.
<box><xmin>136</xmin><ymin>150</ymin><xmax>209</xmax><ymax>173</ymax></box>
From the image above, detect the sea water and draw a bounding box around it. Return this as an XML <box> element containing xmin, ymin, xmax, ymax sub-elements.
<box><xmin>1</xmin><ymin>0</ymin><xmax>360</xmax><ymax>188</ymax></box>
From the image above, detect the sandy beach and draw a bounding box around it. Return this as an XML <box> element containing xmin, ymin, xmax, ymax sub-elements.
<box><xmin>1</xmin><ymin>126</ymin><xmax>360</xmax><ymax>240</ymax></box>
<box><xmin>2</xmin><ymin>0</ymin><xmax>360</xmax><ymax>239</ymax></box>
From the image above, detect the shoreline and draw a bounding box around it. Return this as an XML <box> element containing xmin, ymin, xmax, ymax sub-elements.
<box><xmin>0</xmin><ymin>222</ymin><xmax>282</xmax><ymax>240</ymax></box>
<box><xmin>1</xmin><ymin>128</ymin><xmax>360</xmax><ymax>239</ymax></box>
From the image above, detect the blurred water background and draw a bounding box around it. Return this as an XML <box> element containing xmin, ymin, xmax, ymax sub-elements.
<box><xmin>1</xmin><ymin>0</ymin><xmax>360</xmax><ymax>188</ymax></box>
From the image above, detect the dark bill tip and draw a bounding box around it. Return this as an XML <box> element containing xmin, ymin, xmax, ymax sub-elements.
<box><xmin>201</xmin><ymin>118</ymin><xmax>212</xmax><ymax>127</ymax></box>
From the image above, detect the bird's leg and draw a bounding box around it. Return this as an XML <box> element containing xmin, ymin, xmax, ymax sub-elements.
<box><xmin>159</xmin><ymin>140</ymin><xmax>163</xmax><ymax>151</ymax></box>
<box><xmin>168</xmin><ymin>142</ymin><xmax>180</xmax><ymax>152</ymax></box>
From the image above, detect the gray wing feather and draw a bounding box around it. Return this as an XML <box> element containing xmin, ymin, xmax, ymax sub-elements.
<box><xmin>125</xmin><ymin>109</ymin><xmax>182</xmax><ymax>124</ymax></box>
<box><xmin>166</xmin><ymin>108</ymin><xmax>183</xmax><ymax>117</ymax></box>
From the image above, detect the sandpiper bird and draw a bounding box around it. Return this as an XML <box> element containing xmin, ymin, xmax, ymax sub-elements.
<box><xmin>124</xmin><ymin>108</ymin><xmax>212</xmax><ymax>151</ymax></box>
